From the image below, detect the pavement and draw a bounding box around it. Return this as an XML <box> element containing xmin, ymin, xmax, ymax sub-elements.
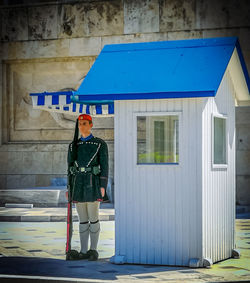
<box><xmin>0</xmin><ymin>202</ymin><xmax>115</xmax><ymax>222</ymax></box>
<box><xmin>0</xmin><ymin>204</ymin><xmax>249</xmax><ymax>282</ymax></box>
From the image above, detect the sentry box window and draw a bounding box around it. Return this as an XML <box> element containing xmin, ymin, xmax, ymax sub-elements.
<box><xmin>136</xmin><ymin>113</ymin><xmax>179</xmax><ymax>164</ymax></box>
<box><xmin>212</xmin><ymin>114</ymin><xmax>228</xmax><ymax>168</ymax></box>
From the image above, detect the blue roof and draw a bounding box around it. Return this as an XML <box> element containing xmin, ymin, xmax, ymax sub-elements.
<box><xmin>73</xmin><ymin>36</ymin><xmax>250</xmax><ymax>101</ymax></box>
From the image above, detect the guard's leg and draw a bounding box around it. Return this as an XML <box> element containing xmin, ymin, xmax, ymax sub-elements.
<box><xmin>75</xmin><ymin>202</ymin><xmax>89</xmax><ymax>254</ymax></box>
<box><xmin>89</xmin><ymin>219</ymin><xmax>100</xmax><ymax>250</ymax></box>
<box><xmin>87</xmin><ymin>201</ymin><xmax>100</xmax><ymax>260</ymax></box>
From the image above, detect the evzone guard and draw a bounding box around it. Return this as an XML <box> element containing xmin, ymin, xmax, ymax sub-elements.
<box><xmin>66</xmin><ymin>113</ymin><xmax>109</xmax><ymax>261</ymax></box>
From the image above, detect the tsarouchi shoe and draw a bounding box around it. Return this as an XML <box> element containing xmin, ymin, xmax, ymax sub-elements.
<box><xmin>87</xmin><ymin>249</ymin><xmax>99</xmax><ymax>261</ymax></box>
<box><xmin>78</xmin><ymin>251</ymin><xmax>90</xmax><ymax>260</ymax></box>
<box><xmin>66</xmin><ymin>249</ymin><xmax>80</xmax><ymax>260</ymax></box>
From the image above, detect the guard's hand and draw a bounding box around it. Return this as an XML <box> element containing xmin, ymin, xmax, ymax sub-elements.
<box><xmin>65</xmin><ymin>191</ymin><xmax>68</xmax><ymax>200</ymax></box>
<box><xmin>100</xmin><ymin>187</ymin><xmax>105</xmax><ymax>197</ymax></box>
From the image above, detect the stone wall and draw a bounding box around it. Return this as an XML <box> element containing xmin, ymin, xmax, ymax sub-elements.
<box><xmin>0</xmin><ymin>0</ymin><xmax>249</xmax><ymax>204</ymax></box>
<box><xmin>236</xmin><ymin>107</ymin><xmax>250</xmax><ymax>205</ymax></box>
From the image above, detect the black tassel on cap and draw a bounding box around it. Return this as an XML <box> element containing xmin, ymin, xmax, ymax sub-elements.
<box><xmin>67</xmin><ymin>118</ymin><xmax>79</xmax><ymax>166</ymax></box>
<box><xmin>73</xmin><ymin>118</ymin><xmax>79</xmax><ymax>143</ymax></box>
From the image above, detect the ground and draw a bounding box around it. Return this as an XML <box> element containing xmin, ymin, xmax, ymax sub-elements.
<box><xmin>0</xmin><ymin>217</ymin><xmax>249</xmax><ymax>282</ymax></box>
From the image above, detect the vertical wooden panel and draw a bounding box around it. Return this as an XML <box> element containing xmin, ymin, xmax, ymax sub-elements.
<box><xmin>183</xmin><ymin>98</ymin><xmax>189</xmax><ymax>265</ymax></box>
<box><xmin>153</xmin><ymin>99</ymin><xmax>162</xmax><ymax>265</ymax></box>
<box><xmin>132</xmin><ymin>100</ymin><xmax>139</xmax><ymax>263</ymax></box>
<box><xmin>114</xmin><ymin>96</ymin><xmax>204</xmax><ymax>266</ymax></box>
<box><xmin>196</xmin><ymin>97</ymin><xmax>203</xmax><ymax>262</ymax></box>
<box><xmin>202</xmin><ymin>68</ymin><xmax>235</xmax><ymax>263</ymax></box>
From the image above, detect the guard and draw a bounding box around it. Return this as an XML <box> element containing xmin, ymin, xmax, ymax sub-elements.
<box><xmin>66</xmin><ymin>113</ymin><xmax>109</xmax><ymax>261</ymax></box>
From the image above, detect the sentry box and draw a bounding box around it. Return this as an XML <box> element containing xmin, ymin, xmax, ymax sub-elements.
<box><xmin>30</xmin><ymin>37</ymin><xmax>250</xmax><ymax>267</ymax></box>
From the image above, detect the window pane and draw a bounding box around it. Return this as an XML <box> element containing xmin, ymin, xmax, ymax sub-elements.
<box><xmin>214</xmin><ymin>117</ymin><xmax>226</xmax><ymax>164</ymax></box>
<box><xmin>137</xmin><ymin>115</ymin><xmax>179</xmax><ymax>164</ymax></box>
<box><xmin>154</xmin><ymin>121</ymin><xmax>165</xmax><ymax>162</ymax></box>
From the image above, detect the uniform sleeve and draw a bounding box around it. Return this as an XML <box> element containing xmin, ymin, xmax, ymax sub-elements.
<box><xmin>99</xmin><ymin>140</ymin><xmax>109</xmax><ymax>190</ymax></box>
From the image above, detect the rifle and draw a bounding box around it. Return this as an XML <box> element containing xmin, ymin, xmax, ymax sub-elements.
<box><xmin>65</xmin><ymin>118</ymin><xmax>80</xmax><ymax>260</ymax></box>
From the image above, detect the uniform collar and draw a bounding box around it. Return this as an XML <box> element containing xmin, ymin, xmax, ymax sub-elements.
<box><xmin>80</xmin><ymin>133</ymin><xmax>93</xmax><ymax>141</ymax></box>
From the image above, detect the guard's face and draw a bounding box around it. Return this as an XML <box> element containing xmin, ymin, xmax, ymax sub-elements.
<box><xmin>78</xmin><ymin>119</ymin><xmax>93</xmax><ymax>136</ymax></box>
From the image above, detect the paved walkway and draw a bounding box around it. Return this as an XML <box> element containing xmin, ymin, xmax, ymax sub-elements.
<box><xmin>0</xmin><ymin>204</ymin><xmax>249</xmax><ymax>282</ymax></box>
<box><xmin>0</xmin><ymin>217</ymin><xmax>249</xmax><ymax>282</ymax></box>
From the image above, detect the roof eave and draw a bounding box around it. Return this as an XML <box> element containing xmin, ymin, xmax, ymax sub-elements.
<box><xmin>74</xmin><ymin>90</ymin><xmax>216</xmax><ymax>101</ymax></box>
<box><xmin>227</xmin><ymin>47</ymin><xmax>250</xmax><ymax>105</ymax></box>
<box><xmin>235</xmin><ymin>38</ymin><xmax>250</xmax><ymax>94</ymax></box>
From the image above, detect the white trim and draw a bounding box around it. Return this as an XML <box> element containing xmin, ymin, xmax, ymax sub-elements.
<box><xmin>227</xmin><ymin>47</ymin><xmax>250</xmax><ymax>104</ymax></box>
<box><xmin>132</xmin><ymin>111</ymin><xmax>182</xmax><ymax>167</ymax></box>
<box><xmin>211</xmin><ymin>113</ymin><xmax>228</xmax><ymax>169</ymax></box>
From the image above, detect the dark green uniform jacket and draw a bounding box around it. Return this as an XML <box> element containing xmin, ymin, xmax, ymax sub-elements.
<box><xmin>67</xmin><ymin>135</ymin><xmax>109</xmax><ymax>202</ymax></box>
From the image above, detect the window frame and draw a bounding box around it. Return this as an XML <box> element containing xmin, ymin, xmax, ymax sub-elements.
<box><xmin>133</xmin><ymin>111</ymin><xmax>182</xmax><ymax>167</ymax></box>
<box><xmin>211</xmin><ymin>113</ymin><xmax>228</xmax><ymax>169</ymax></box>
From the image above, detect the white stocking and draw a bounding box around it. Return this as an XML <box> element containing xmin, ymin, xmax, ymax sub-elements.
<box><xmin>89</xmin><ymin>220</ymin><xmax>100</xmax><ymax>250</ymax></box>
<box><xmin>79</xmin><ymin>221</ymin><xmax>89</xmax><ymax>253</ymax></box>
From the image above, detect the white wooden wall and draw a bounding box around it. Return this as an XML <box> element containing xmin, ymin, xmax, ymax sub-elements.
<box><xmin>201</xmin><ymin>68</ymin><xmax>236</xmax><ymax>263</ymax></box>
<box><xmin>114</xmin><ymin>97</ymin><xmax>204</xmax><ymax>266</ymax></box>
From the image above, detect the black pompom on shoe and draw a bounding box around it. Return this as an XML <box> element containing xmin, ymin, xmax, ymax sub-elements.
<box><xmin>87</xmin><ymin>249</ymin><xmax>99</xmax><ymax>261</ymax></box>
<box><xmin>66</xmin><ymin>249</ymin><xmax>80</xmax><ymax>260</ymax></box>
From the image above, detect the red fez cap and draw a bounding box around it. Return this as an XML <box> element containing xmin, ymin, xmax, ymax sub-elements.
<box><xmin>78</xmin><ymin>114</ymin><xmax>92</xmax><ymax>122</ymax></box>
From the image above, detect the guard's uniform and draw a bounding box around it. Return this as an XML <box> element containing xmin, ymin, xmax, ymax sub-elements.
<box><xmin>67</xmin><ymin>114</ymin><xmax>109</xmax><ymax>259</ymax></box>
<box><xmin>69</xmin><ymin>134</ymin><xmax>109</xmax><ymax>202</ymax></box>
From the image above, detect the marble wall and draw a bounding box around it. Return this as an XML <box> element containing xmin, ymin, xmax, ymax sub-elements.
<box><xmin>0</xmin><ymin>0</ymin><xmax>249</xmax><ymax>204</ymax></box>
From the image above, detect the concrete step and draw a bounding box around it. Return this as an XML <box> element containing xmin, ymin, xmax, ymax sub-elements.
<box><xmin>0</xmin><ymin>186</ymin><xmax>67</xmax><ymax>207</ymax></box>
<box><xmin>5</xmin><ymin>203</ymin><xmax>34</xmax><ymax>208</ymax></box>
<box><xmin>0</xmin><ymin>182</ymin><xmax>114</xmax><ymax>207</ymax></box>
<box><xmin>0</xmin><ymin>177</ymin><xmax>114</xmax><ymax>207</ymax></box>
